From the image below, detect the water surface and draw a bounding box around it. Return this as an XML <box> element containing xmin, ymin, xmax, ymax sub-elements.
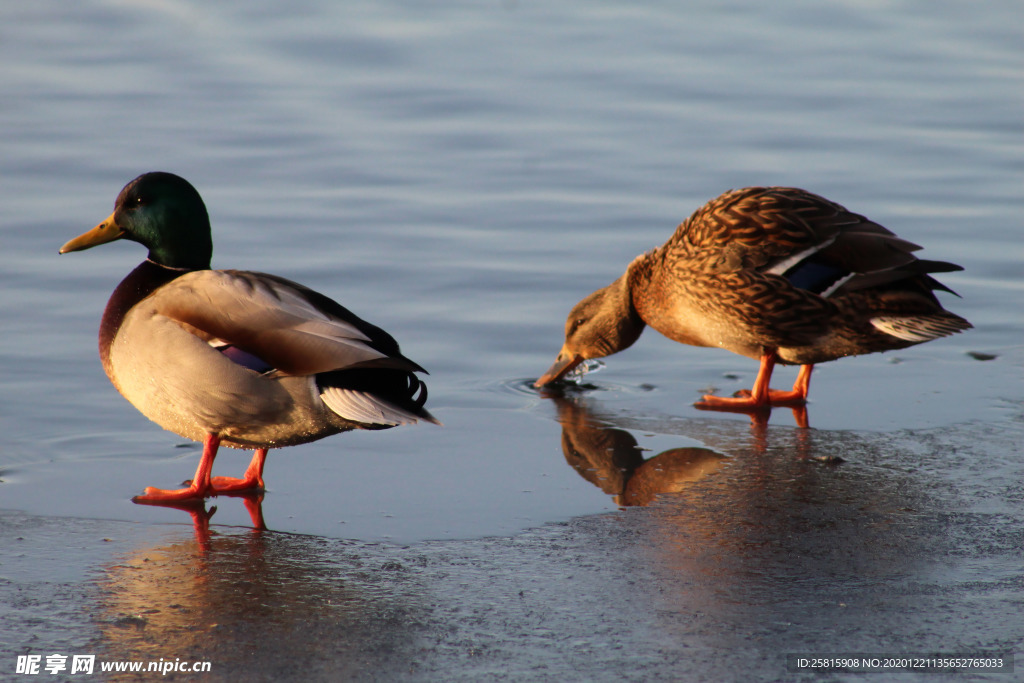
<box><xmin>2</xmin><ymin>1</ymin><xmax>1022</xmax><ymax>678</ymax></box>
<box><xmin>2</xmin><ymin>0</ymin><xmax>1020</xmax><ymax>541</ymax></box>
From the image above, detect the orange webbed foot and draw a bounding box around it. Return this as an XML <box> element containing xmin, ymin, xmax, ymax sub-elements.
<box><xmin>209</xmin><ymin>447</ymin><xmax>267</xmax><ymax>494</ymax></box>
<box><xmin>763</xmin><ymin>388</ymin><xmax>808</xmax><ymax>407</ymax></box>
<box><xmin>694</xmin><ymin>392</ymin><xmax>772</xmax><ymax>412</ymax></box>
<box><xmin>208</xmin><ymin>475</ymin><xmax>264</xmax><ymax>494</ymax></box>
<box><xmin>129</xmin><ymin>440</ymin><xmax>269</xmax><ymax>503</ymax></box>
<box><xmin>731</xmin><ymin>386</ymin><xmax>809</xmax><ymax>406</ymax></box>
<box><xmin>695</xmin><ymin>359</ymin><xmax>813</xmax><ymax>413</ymax></box>
<box><xmin>132</xmin><ymin>482</ymin><xmax>213</xmax><ymax>504</ymax></box>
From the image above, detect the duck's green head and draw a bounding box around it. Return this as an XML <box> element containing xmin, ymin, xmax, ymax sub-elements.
<box><xmin>60</xmin><ymin>172</ymin><xmax>213</xmax><ymax>270</ymax></box>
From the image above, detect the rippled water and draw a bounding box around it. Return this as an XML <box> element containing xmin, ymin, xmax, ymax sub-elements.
<box><xmin>1</xmin><ymin>0</ymin><xmax>1021</xmax><ymax>543</ymax></box>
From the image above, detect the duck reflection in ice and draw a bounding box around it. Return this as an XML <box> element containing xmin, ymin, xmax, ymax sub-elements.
<box><xmin>95</xmin><ymin>520</ymin><xmax>425</xmax><ymax>677</ymax></box>
<box><xmin>550</xmin><ymin>392</ymin><xmax>726</xmax><ymax>506</ymax></box>
<box><xmin>152</xmin><ymin>491</ymin><xmax>267</xmax><ymax>551</ymax></box>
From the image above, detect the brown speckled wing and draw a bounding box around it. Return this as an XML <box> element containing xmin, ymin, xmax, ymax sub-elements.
<box><xmin>692</xmin><ymin>269</ymin><xmax>836</xmax><ymax>348</ymax></box>
<box><xmin>672</xmin><ymin>187</ymin><xmax>874</xmax><ymax>269</ymax></box>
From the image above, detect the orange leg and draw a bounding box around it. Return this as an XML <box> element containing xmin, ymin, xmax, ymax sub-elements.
<box><xmin>765</xmin><ymin>363</ymin><xmax>813</xmax><ymax>406</ymax></box>
<box><xmin>132</xmin><ymin>436</ymin><xmax>268</xmax><ymax>503</ymax></box>
<box><xmin>695</xmin><ymin>352</ymin><xmax>814</xmax><ymax>412</ymax></box>
<box><xmin>133</xmin><ymin>433</ymin><xmax>221</xmax><ymax>503</ymax></box>
<box><xmin>210</xmin><ymin>448</ymin><xmax>267</xmax><ymax>494</ymax></box>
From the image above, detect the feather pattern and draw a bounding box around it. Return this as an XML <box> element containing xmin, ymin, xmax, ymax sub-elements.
<box><xmin>160</xmin><ymin>269</ymin><xmax>394</xmax><ymax>376</ymax></box>
<box><xmin>627</xmin><ymin>187</ymin><xmax>971</xmax><ymax>364</ymax></box>
<box><xmin>100</xmin><ymin>261</ymin><xmax>437</xmax><ymax>449</ymax></box>
<box><xmin>537</xmin><ymin>186</ymin><xmax>971</xmax><ymax>399</ymax></box>
<box><xmin>320</xmin><ymin>387</ymin><xmax>428</xmax><ymax>427</ymax></box>
<box><xmin>61</xmin><ymin>171</ymin><xmax>437</xmax><ymax>501</ymax></box>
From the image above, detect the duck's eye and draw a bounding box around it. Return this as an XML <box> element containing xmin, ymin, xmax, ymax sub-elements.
<box><xmin>568</xmin><ymin>317</ymin><xmax>586</xmax><ymax>335</ymax></box>
<box><xmin>126</xmin><ymin>195</ymin><xmax>147</xmax><ymax>211</ymax></box>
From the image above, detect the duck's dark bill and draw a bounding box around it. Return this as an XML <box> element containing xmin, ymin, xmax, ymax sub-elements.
<box><xmin>534</xmin><ymin>351</ymin><xmax>584</xmax><ymax>387</ymax></box>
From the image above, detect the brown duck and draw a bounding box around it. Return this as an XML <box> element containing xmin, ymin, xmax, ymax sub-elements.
<box><xmin>535</xmin><ymin>187</ymin><xmax>971</xmax><ymax>412</ymax></box>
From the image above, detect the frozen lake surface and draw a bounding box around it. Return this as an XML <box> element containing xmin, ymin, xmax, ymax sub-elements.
<box><xmin>1</xmin><ymin>0</ymin><xmax>1021</xmax><ymax>679</ymax></box>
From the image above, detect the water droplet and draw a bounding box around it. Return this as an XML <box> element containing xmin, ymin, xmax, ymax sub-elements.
<box><xmin>564</xmin><ymin>359</ymin><xmax>605</xmax><ymax>383</ymax></box>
